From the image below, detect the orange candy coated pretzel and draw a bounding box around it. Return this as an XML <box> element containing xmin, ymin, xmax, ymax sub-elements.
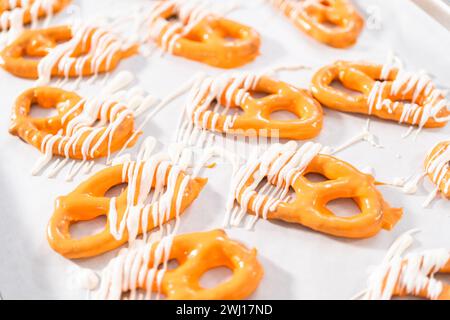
<box><xmin>231</xmin><ymin>142</ymin><xmax>402</xmax><ymax>238</ymax></box>
<box><xmin>47</xmin><ymin>160</ymin><xmax>207</xmax><ymax>259</ymax></box>
<box><xmin>96</xmin><ymin>230</ymin><xmax>263</xmax><ymax>300</ymax></box>
<box><xmin>145</xmin><ymin>0</ymin><xmax>260</xmax><ymax>68</ymax></box>
<box><xmin>270</xmin><ymin>0</ymin><xmax>363</xmax><ymax>48</ymax></box>
<box><xmin>392</xmin><ymin>257</ymin><xmax>450</xmax><ymax>300</ymax></box>
<box><xmin>424</xmin><ymin>141</ymin><xmax>450</xmax><ymax>198</ymax></box>
<box><xmin>0</xmin><ymin>24</ymin><xmax>137</xmax><ymax>81</ymax></box>
<box><xmin>185</xmin><ymin>73</ymin><xmax>323</xmax><ymax>140</ymax></box>
<box><xmin>0</xmin><ymin>0</ymin><xmax>71</xmax><ymax>30</ymax></box>
<box><xmin>9</xmin><ymin>87</ymin><xmax>138</xmax><ymax>160</ymax></box>
<box><xmin>358</xmin><ymin>231</ymin><xmax>449</xmax><ymax>300</ymax></box>
<box><xmin>311</xmin><ymin>61</ymin><xmax>450</xmax><ymax>128</ymax></box>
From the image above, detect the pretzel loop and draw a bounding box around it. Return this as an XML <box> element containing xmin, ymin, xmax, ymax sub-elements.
<box><xmin>47</xmin><ymin>162</ymin><xmax>207</xmax><ymax>258</ymax></box>
<box><xmin>0</xmin><ymin>25</ymin><xmax>137</xmax><ymax>80</ymax></box>
<box><xmin>235</xmin><ymin>145</ymin><xmax>402</xmax><ymax>238</ymax></box>
<box><xmin>148</xmin><ymin>1</ymin><xmax>260</xmax><ymax>68</ymax></box>
<box><xmin>311</xmin><ymin>61</ymin><xmax>450</xmax><ymax>127</ymax></box>
<box><xmin>9</xmin><ymin>87</ymin><xmax>137</xmax><ymax>160</ymax></box>
<box><xmin>189</xmin><ymin>74</ymin><xmax>323</xmax><ymax>139</ymax></box>
<box><xmin>271</xmin><ymin>0</ymin><xmax>363</xmax><ymax>48</ymax></box>
<box><xmin>425</xmin><ymin>141</ymin><xmax>450</xmax><ymax>198</ymax></box>
<box><xmin>101</xmin><ymin>230</ymin><xmax>264</xmax><ymax>300</ymax></box>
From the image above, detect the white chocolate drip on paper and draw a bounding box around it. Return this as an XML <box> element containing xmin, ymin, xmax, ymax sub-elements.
<box><xmin>112</xmin><ymin>72</ymin><xmax>206</xmax><ymax>163</ymax></box>
<box><xmin>328</xmin><ymin>119</ymin><xmax>383</xmax><ymax>155</ymax></box>
<box><xmin>31</xmin><ymin>71</ymin><xmax>158</xmax><ymax>181</ymax></box>
<box><xmin>382</xmin><ymin>141</ymin><xmax>449</xmax><ymax>207</ymax></box>
<box><xmin>355</xmin><ymin>229</ymin><xmax>449</xmax><ymax>300</ymax></box>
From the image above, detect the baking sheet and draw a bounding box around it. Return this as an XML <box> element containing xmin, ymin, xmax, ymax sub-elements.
<box><xmin>0</xmin><ymin>0</ymin><xmax>449</xmax><ymax>300</ymax></box>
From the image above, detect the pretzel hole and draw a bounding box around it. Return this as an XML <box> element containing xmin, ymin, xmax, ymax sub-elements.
<box><xmin>121</xmin><ymin>289</ymin><xmax>149</xmax><ymax>300</ymax></box>
<box><xmin>105</xmin><ymin>183</ymin><xmax>128</xmax><ymax>198</ymax></box>
<box><xmin>199</xmin><ymin>266</ymin><xmax>233</xmax><ymax>289</ymax></box>
<box><xmin>249</xmin><ymin>91</ymin><xmax>271</xmax><ymax>99</ymax></box>
<box><xmin>69</xmin><ymin>215</ymin><xmax>107</xmax><ymax>239</ymax></box>
<box><xmin>166</xmin><ymin>14</ymin><xmax>180</xmax><ymax>22</ymax></box>
<box><xmin>269</xmin><ymin>110</ymin><xmax>299</xmax><ymax>121</ymax></box>
<box><xmin>319</xmin><ymin>0</ymin><xmax>332</xmax><ymax>6</ymax></box>
<box><xmin>435</xmin><ymin>273</ymin><xmax>450</xmax><ymax>284</ymax></box>
<box><xmin>304</xmin><ymin>172</ymin><xmax>328</xmax><ymax>183</ymax></box>
<box><xmin>326</xmin><ymin>198</ymin><xmax>361</xmax><ymax>217</ymax></box>
<box><xmin>156</xmin><ymin>259</ymin><xmax>180</xmax><ymax>271</ymax></box>
<box><xmin>28</xmin><ymin>103</ymin><xmax>59</xmax><ymax>118</ymax></box>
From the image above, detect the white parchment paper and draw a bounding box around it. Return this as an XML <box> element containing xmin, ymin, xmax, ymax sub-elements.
<box><xmin>0</xmin><ymin>0</ymin><xmax>448</xmax><ymax>299</ymax></box>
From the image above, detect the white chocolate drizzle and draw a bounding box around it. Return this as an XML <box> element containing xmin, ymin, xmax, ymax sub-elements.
<box><xmin>31</xmin><ymin>71</ymin><xmax>158</xmax><ymax>180</ymax></box>
<box><xmin>423</xmin><ymin>141</ymin><xmax>450</xmax><ymax>206</ymax></box>
<box><xmin>226</xmin><ymin>141</ymin><xmax>323</xmax><ymax>229</ymax></box>
<box><xmin>130</xmin><ymin>0</ymin><xmax>212</xmax><ymax>54</ymax></box>
<box><xmin>355</xmin><ymin>229</ymin><xmax>449</xmax><ymax>300</ymax></box>
<box><xmin>113</xmin><ymin>72</ymin><xmax>206</xmax><ymax>163</ymax></box>
<box><xmin>366</xmin><ymin>55</ymin><xmax>449</xmax><ymax>136</ymax></box>
<box><xmin>0</xmin><ymin>0</ymin><xmax>57</xmax><ymax>46</ymax></box>
<box><xmin>175</xmin><ymin>67</ymin><xmax>307</xmax><ymax>150</ymax></box>
<box><xmin>328</xmin><ymin>119</ymin><xmax>383</xmax><ymax>155</ymax></box>
<box><xmin>107</xmin><ymin>145</ymin><xmax>192</xmax><ymax>245</ymax></box>
<box><xmin>35</xmin><ymin>22</ymin><xmax>135</xmax><ymax>87</ymax></box>
<box><xmin>92</xmin><ymin>141</ymin><xmax>204</xmax><ymax>300</ymax></box>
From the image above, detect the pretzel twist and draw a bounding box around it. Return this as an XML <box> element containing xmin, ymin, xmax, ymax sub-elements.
<box><xmin>232</xmin><ymin>142</ymin><xmax>402</xmax><ymax>238</ymax></box>
<box><xmin>425</xmin><ymin>141</ymin><xmax>450</xmax><ymax>198</ymax></box>
<box><xmin>96</xmin><ymin>230</ymin><xmax>263</xmax><ymax>300</ymax></box>
<box><xmin>9</xmin><ymin>87</ymin><xmax>138</xmax><ymax>160</ymax></box>
<box><xmin>0</xmin><ymin>24</ymin><xmax>137</xmax><ymax>80</ymax></box>
<box><xmin>270</xmin><ymin>0</ymin><xmax>363</xmax><ymax>48</ymax></box>
<box><xmin>0</xmin><ymin>0</ymin><xmax>71</xmax><ymax>30</ymax></box>
<box><xmin>47</xmin><ymin>161</ymin><xmax>207</xmax><ymax>259</ymax></box>
<box><xmin>186</xmin><ymin>73</ymin><xmax>323</xmax><ymax>139</ymax></box>
<box><xmin>145</xmin><ymin>0</ymin><xmax>260</xmax><ymax>68</ymax></box>
<box><xmin>311</xmin><ymin>61</ymin><xmax>450</xmax><ymax>128</ymax></box>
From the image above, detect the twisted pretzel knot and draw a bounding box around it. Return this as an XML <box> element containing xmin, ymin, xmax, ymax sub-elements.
<box><xmin>9</xmin><ymin>87</ymin><xmax>138</xmax><ymax>160</ymax></box>
<box><xmin>0</xmin><ymin>0</ymin><xmax>70</xmax><ymax>30</ymax></box>
<box><xmin>233</xmin><ymin>142</ymin><xmax>402</xmax><ymax>238</ymax></box>
<box><xmin>311</xmin><ymin>61</ymin><xmax>450</xmax><ymax>128</ymax></box>
<box><xmin>0</xmin><ymin>24</ymin><xmax>137</xmax><ymax>80</ymax></box>
<box><xmin>98</xmin><ymin>230</ymin><xmax>263</xmax><ymax>300</ymax></box>
<box><xmin>270</xmin><ymin>0</ymin><xmax>363</xmax><ymax>48</ymax></box>
<box><xmin>186</xmin><ymin>73</ymin><xmax>323</xmax><ymax>139</ymax></box>
<box><xmin>425</xmin><ymin>141</ymin><xmax>450</xmax><ymax>198</ymax></box>
<box><xmin>146</xmin><ymin>0</ymin><xmax>260</xmax><ymax>68</ymax></box>
<box><xmin>47</xmin><ymin>161</ymin><xmax>207</xmax><ymax>259</ymax></box>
